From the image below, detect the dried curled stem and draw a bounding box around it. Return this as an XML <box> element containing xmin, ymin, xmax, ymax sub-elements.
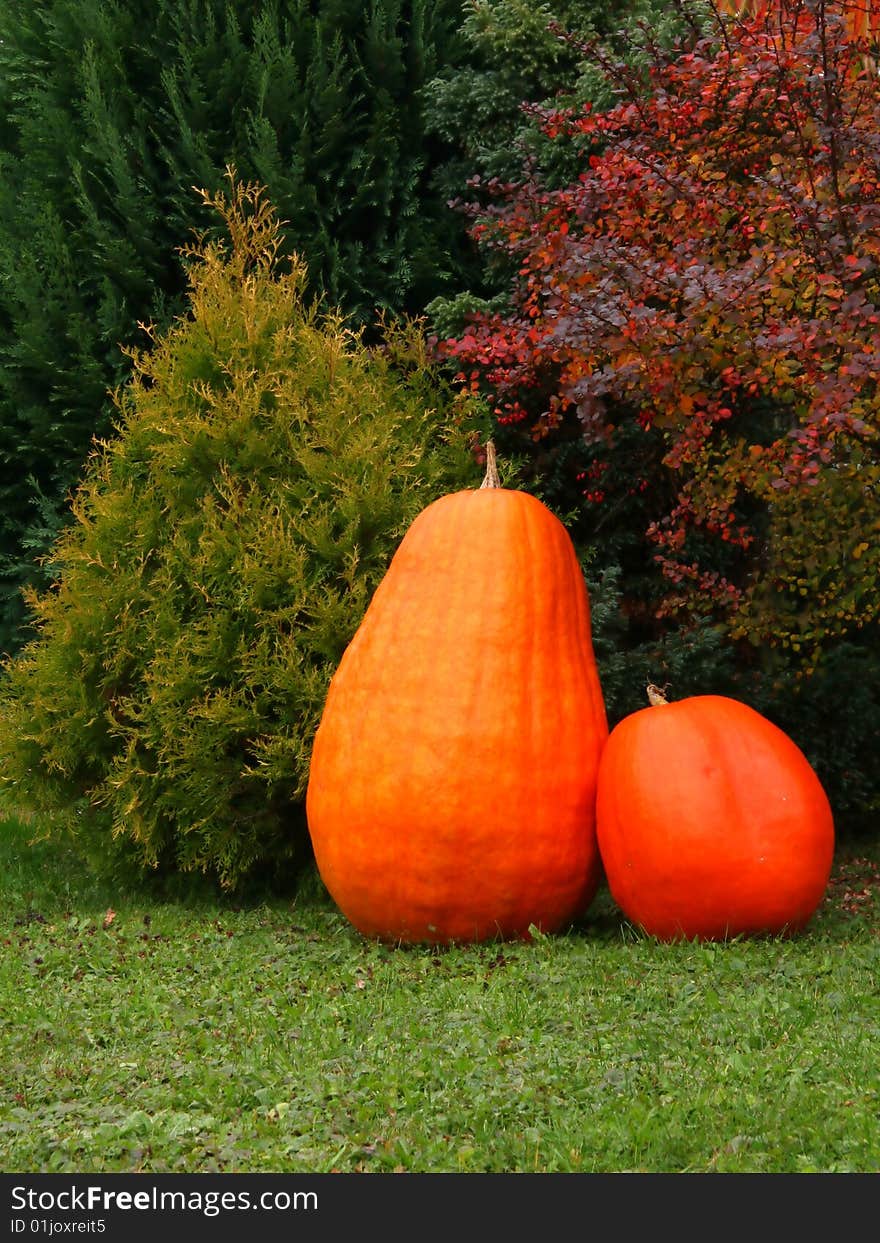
<box><xmin>480</xmin><ymin>439</ymin><xmax>501</xmax><ymax>489</ymax></box>
<box><xmin>646</xmin><ymin>683</ymin><xmax>670</xmax><ymax>707</ymax></box>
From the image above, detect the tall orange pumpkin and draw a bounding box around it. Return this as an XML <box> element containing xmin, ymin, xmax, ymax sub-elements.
<box><xmin>596</xmin><ymin>687</ymin><xmax>835</xmax><ymax>941</ymax></box>
<box><xmin>306</xmin><ymin>444</ymin><xmax>608</xmax><ymax>944</ymax></box>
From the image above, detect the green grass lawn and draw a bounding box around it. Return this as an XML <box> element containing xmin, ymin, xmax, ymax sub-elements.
<box><xmin>1</xmin><ymin>815</ymin><xmax>878</xmax><ymax>1174</ymax></box>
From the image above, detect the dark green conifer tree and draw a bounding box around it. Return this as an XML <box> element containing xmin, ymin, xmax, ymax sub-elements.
<box><xmin>0</xmin><ymin>0</ymin><xmax>467</xmax><ymax>653</ymax></box>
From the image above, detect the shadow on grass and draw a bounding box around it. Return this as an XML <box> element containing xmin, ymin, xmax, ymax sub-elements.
<box><xmin>3</xmin><ymin>811</ymin><xmax>877</xmax><ymax>943</ymax></box>
<box><xmin>571</xmin><ymin>883</ymin><xmax>631</xmax><ymax>942</ymax></box>
<box><xmin>0</xmin><ymin>812</ymin><xmax>324</xmax><ymax>921</ymax></box>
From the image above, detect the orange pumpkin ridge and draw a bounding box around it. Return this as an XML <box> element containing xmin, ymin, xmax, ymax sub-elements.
<box><xmin>306</xmin><ymin>443</ymin><xmax>609</xmax><ymax>944</ymax></box>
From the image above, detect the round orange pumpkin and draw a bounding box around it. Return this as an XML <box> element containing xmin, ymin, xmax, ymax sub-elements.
<box><xmin>596</xmin><ymin>687</ymin><xmax>835</xmax><ymax>941</ymax></box>
<box><xmin>305</xmin><ymin>444</ymin><xmax>609</xmax><ymax>944</ymax></box>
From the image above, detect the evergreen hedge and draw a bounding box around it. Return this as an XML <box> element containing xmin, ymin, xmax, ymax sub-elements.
<box><xmin>0</xmin><ymin>0</ymin><xmax>468</xmax><ymax>654</ymax></box>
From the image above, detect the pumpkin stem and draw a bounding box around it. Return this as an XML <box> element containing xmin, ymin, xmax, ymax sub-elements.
<box><xmin>480</xmin><ymin>439</ymin><xmax>501</xmax><ymax>489</ymax></box>
<box><xmin>646</xmin><ymin>683</ymin><xmax>670</xmax><ymax>707</ymax></box>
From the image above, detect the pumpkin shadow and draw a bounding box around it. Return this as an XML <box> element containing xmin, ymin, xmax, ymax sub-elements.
<box><xmin>570</xmin><ymin>884</ymin><xmax>630</xmax><ymax>941</ymax></box>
